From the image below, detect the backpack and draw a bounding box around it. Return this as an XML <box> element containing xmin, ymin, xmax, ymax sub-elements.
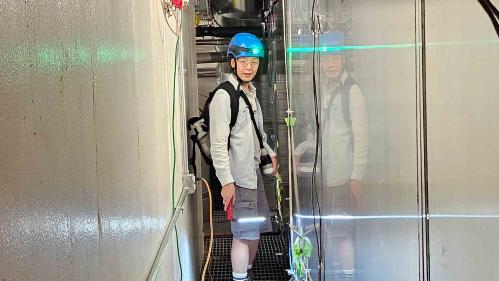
<box><xmin>187</xmin><ymin>81</ymin><xmax>241</xmax><ymax>175</ymax></box>
<box><xmin>325</xmin><ymin>74</ymin><xmax>356</xmax><ymax>127</ymax></box>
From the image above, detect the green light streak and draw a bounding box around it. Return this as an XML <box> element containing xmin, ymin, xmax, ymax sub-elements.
<box><xmin>1</xmin><ymin>42</ymin><xmax>133</xmax><ymax>72</ymax></box>
<box><xmin>77</xmin><ymin>48</ymin><xmax>91</xmax><ymax>65</ymax></box>
<box><xmin>286</xmin><ymin>40</ymin><xmax>499</xmax><ymax>53</ymax></box>
<box><xmin>38</xmin><ymin>48</ymin><xmax>62</xmax><ymax>67</ymax></box>
<box><xmin>97</xmin><ymin>46</ymin><xmax>130</xmax><ymax>64</ymax></box>
<box><xmin>287</xmin><ymin>43</ymin><xmax>414</xmax><ymax>53</ymax></box>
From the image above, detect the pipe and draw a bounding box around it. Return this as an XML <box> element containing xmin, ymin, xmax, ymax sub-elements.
<box><xmin>209</xmin><ymin>0</ymin><xmax>262</xmax><ymax>15</ymax></box>
<box><xmin>197</xmin><ymin>67</ymin><xmax>218</xmax><ymax>77</ymax></box>
<box><xmin>197</xmin><ymin>67</ymin><xmax>218</xmax><ymax>72</ymax></box>
<box><xmin>196</xmin><ymin>38</ymin><xmax>230</xmax><ymax>46</ymax></box>
<box><xmin>230</xmin><ymin>0</ymin><xmax>258</xmax><ymax>14</ymax></box>
<box><xmin>198</xmin><ymin>73</ymin><xmax>218</xmax><ymax>78</ymax></box>
<box><xmin>146</xmin><ymin>187</ymin><xmax>190</xmax><ymax>281</ymax></box>
<box><xmin>196</xmin><ymin>26</ymin><xmax>262</xmax><ymax>38</ymax></box>
<box><xmin>196</xmin><ymin>52</ymin><xmax>229</xmax><ymax>64</ymax></box>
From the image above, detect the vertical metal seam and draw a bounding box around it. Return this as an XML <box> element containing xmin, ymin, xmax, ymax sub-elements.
<box><xmin>416</xmin><ymin>0</ymin><xmax>431</xmax><ymax>280</ymax></box>
<box><xmin>421</xmin><ymin>0</ymin><xmax>431</xmax><ymax>279</ymax></box>
<box><xmin>414</xmin><ymin>1</ymin><xmax>422</xmax><ymax>280</ymax></box>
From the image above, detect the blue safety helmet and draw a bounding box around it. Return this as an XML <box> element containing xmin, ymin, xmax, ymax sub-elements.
<box><xmin>319</xmin><ymin>31</ymin><xmax>345</xmax><ymax>53</ymax></box>
<box><xmin>227</xmin><ymin>33</ymin><xmax>265</xmax><ymax>59</ymax></box>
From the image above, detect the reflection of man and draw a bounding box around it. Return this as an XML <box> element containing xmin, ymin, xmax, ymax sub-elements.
<box><xmin>319</xmin><ymin>31</ymin><xmax>368</xmax><ymax>280</ymax></box>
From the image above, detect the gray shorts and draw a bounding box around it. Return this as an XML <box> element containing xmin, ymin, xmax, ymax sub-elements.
<box><xmin>231</xmin><ymin>170</ymin><xmax>273</xmax><ymax>240</ymax></box>
<box><xmin>322</xmin><ymin>182</ymin><xmax>355</xmax><ymax>238</ymax></box>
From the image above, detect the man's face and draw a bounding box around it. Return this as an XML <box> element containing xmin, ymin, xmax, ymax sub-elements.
<box><xmin>231</xmin><ymin>57</ymin><xmax>260</xmax><ymax>82</ymax></box>
<box><xmin>321</xmin><ymin>53</ymin><xmax>344</xmax><ymax>79</ymax></box>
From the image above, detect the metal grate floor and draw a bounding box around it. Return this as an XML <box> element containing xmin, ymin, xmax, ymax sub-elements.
<box><xmin>203</xmin><ymin>234</ymin><xmax>290</xmax><ymax>281</ymax></box>
<box><xmin>212</xmin><ymin>210</ymin><xmax>229</xmax><ymax>223</ymax></box>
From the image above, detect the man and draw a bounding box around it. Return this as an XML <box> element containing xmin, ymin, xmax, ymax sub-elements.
<box><xmin>319</xmin><ymin>31</ymin><xmax>368</xmax><ymax>281</ymax></box>
<box><xmin>209</xmin><ymin>32</ymin><xmax>278</xmax><ymax>281</ymax></box>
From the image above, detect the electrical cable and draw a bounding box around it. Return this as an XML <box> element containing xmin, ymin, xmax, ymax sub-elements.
<box><xmin>166</xmin><ymin>16</ymin><xmax>179</xmax><ymax>36</ymax></box>
<box><xmin>173</xmin><ymin>10</ymin><xmax>182</xmax><ymax>33</ymax></box>
<box><xmin>477</xmin><ymin>0</ymin><xmax>499</xmax><ymax>37</ymax></box>
<box><xmin>155</xmin><ymin>3</ymin><xmax>184</xmax><ymax>281</ymax></box>
<box><xmin>162</xmin><ymin>5</ymin><xmax>183</xmax><ymax>280</ymax></box>
<box><xmin>310</xmin><ymin>0</ymin><xmax>324</xmax><ymax>280</ymax></box>
<box><xmin>479</xmin><ymin>0</ymin><xmax>499</xmax><ymax>19</ymax></box>
<box><xmin>171</xmin><ymin>31</ymin><xmax>184</xmax><ymax>281</ymax></box>
<box><xmin>161</xmin><ymin>0</ymin><xmax>182</xmax><ymax>36</ymax></box>
<box><xmin>484</xmin><ymin>0</ymin><xmax>499</xmax><ymax>16</ymax></box>
<box><xmin>199</xmin><ymin>178</ymin><xmax>214</xmax><ymax>281</ymax></box>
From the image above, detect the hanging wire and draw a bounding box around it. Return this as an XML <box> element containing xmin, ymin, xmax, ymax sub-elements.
<box><xmin>171</xmin><ymin>26</ymin><xmax>184</xmax><ymax>281</ymax></box>
<box><xmin>477</xmin><ymin>0</ymin><xmax>499</xmax><ymax>37</ymax></box>
<box><xmin>161</xmin><ymin>0</ymin><xmax>182</xmax><ymax>36</ymax></box>
<box><xmin>159</xmin><ymin>1</ymin><xmax>183</xmax><ymax>280</ymax></box>
<box><xmin>310</xmin><ymin>0</ymin><xmax>325</xmax><ymax>279</ymax></box>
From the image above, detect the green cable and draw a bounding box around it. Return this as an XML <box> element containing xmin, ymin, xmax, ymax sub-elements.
<box><xmin>174</xmin><ymin>227</ymin><xmax>182</xmax><ymax>281</ymax></box>
<box><xmin>171</xmin><ymin>37</ymin><xmax>178</xmax><ymax>226</ymax></box>
<box><xmin>171</xmin><ymin>29</ymin><xmax>183</xmax><ymax>281</ymax></box>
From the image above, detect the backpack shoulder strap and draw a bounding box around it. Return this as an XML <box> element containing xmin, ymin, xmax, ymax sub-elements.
<box><xmin>204</xmin><ymin>81</ymin><xmax>239</xmax><ymax>128</ymax></box>
<box><xmin>240</xmin><ymin>93</ymin><xmax>265</xmax><ymax>148</ymax></box>
<box><xmin>341</xmin><ymin>75</ymin><xmax>356</xmax><ymax>126</ymax></box>
<box><xmin>213</xmin><ymin>81</ymin><xmax>240</xmax><ymax>129</ymax></box>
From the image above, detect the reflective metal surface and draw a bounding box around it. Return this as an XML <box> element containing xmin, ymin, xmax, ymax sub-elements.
<box><xmin>426</xmin><ymin>1</ymin><xmax>499</xmax><ymax>280</ymax></box>
<box><xmin>0</xmin><ymin>1</ymin><xmax>197</xmax><ymax>280</ymax></box>
<box><xmin>284</xmin><ymin>1</ymin><xmax>499</xmax><ymax>280</ymax></box>
<box><xmin>284</xmin><ymin>1</ymin><xmax>422</xmax><ymax>280</ymax></box>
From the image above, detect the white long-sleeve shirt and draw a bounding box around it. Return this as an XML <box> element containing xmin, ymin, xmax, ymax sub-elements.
<box><xmin>322</xmin><ymin>71</ymin><xmax>368</xmax><ymax>186</ymax></box>
<box><xmin>209</xmin><ymin>74</ymin><xmax>276</xmax><ymax>189</ymax></box>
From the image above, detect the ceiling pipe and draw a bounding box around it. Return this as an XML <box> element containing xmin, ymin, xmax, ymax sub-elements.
<box><xmin>196</xmin><ymin>51</ymin><xmax>229</xmax><ymax>64</ymax></box>
<box><xmin>196</xmin><ymin>26</ymin><xmax>263</xmax><ymax>38</ymax></box>
<box><xmin>196</xmin><ymin>38</ymin><xmax>230</xmax><ymax>46</ymax></box>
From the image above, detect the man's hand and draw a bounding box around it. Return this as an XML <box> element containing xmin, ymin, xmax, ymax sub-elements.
<box><xmin>271</xmin><ymin>156</ymin><xmax>278</xmax><ymax>176</ymax></box>
<box><xmin>221</xmin><ymin>183</ymin><xmax>236</xmax><ymax>211</ymax></box>
<box><xmin>350</xmin><ymin>179</ymin><xmax>362</xmax><ymax>208</ymax></box>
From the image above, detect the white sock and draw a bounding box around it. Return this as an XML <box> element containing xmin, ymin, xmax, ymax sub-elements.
<box><xmin>233</xmin><ymin>272</ymin><xmax>248</xmax><ymax>281</ymax></box>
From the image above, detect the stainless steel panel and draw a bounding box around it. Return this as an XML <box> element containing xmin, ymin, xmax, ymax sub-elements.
<box><xmin>426</xmin><ymin>1</ymin><xmax>499</xmax><ymax>280</ymax></box>
<box><xmin>284</xmin><ymin>1</ymin><xmax>422</xmax><ymax>280</ymax></box>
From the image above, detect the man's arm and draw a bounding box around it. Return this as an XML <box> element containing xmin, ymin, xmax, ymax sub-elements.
<box><xmin>349</xmin><ymin>84</ymin><xmax>368</xmax><ymax>182</ymax></box>
<box><xmin>209</xmin><ymin>91</ymin><xmax>234</xmax><ymax>186</ymax></box>
<box><xmin>349</xmin><ymin>85</ymin><xmax>368</xmax><ymax>206</ymax></box>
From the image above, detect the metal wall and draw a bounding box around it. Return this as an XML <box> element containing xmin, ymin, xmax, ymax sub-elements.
<box><xmin>284</xmin><ymin>0</ymin><xmax>499</xmax><ymax>280</ymax></box>
<box><xmin>426</xmin><ymin>1</ymin><xmax>499</xmax><ymax>280</ymax></box>
<box><xmin>349</xmin><ymin>2</ymin><xmax>422</xmax><ymax>280</ymax></box>
<box><xmin>0</xmin><ymin>1</ymin><xmax>198</xmax><ymax>280</ymax></box>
